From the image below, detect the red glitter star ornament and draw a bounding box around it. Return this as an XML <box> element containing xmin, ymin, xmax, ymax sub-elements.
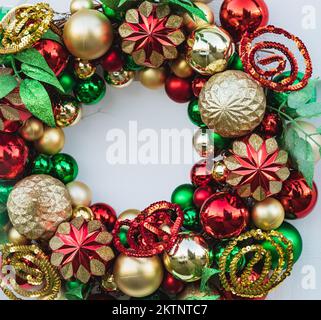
<box><xmin>119</xmin><ymin>1</ymin><xmax>185</xmax><ymax>68</ymax></box>
<box><xmin>49</xmin><ymin>217</ymin><xmax>114</xmax><ymax>283</ymax></box>
<box><xmin>224</xmin><ymin>134</ymin><xmax>290</xmax><ymax>201</ymax></box>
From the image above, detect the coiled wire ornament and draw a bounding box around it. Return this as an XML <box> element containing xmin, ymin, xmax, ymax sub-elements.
<box><xmin>240</xmin><ymin>25</ymin><xmax>313</xmax><ymax>92</ymax></box>
<box><xmin>218</xmin><ymin>229</ymin><xmax>294</xmax><ymax>298</ymax></box>
<box><xmin>0</xmin><ymin>244</ymin><xmax>61</xmax><ymax>300</ymax></box>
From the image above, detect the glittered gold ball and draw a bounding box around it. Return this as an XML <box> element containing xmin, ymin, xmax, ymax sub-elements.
<box><xmin>163</xmin><ymin>232</ymin><xmax>210</xmax><ymax>282</ymax></box>
<box><xmin>19</xmin><ymin>117</ymin><xmax>44</xmax><ymax>141</ymax></box>
<box><xmin>67</xmin><ymin>181</ymin><xmax>92</xmax><ymax>207</ymax></box>
<box><xmin>74</xmin><ymin>59</ymin><xmax>96</xmax><ymax>79</ymax></box>
<box><xmin>34</xmin><ymin>126</ymin><xmax>65</xmax><ymax>155</ymax></box>
<box><xmin>139</xmin><ymin>67</ymin><xmax>166</xmax><ymax>89</ymax></box>
<box><xmin>193</xmin><ymin>128</ymin><xmax>215</xmax><ymax>158</ymax></box>
<box><xmin>7</xmin><ymin>227</ymin><xmax>30</xmax><ymax>245</ymax></box>
<box><xmin>186</xmin><ymin>25</ymin><xmax>234</xmax><ymax>75</ymax></box>
<box><xmin>54</xmin><ymin>98</ymin><xmax>80</xmax><ymax>128</ymax></box>
<box><xmin>252</xmin><ymin>198</ymin><xmax>285</xmax><ymax>231</ymax></box>
<box><xmin>113</xmin><ymin>254</ymin><xmax>164</xmax><ymax>298</ymax></box>
<box><xmin>7</xmin><ymin>175</ymin><xmax>73</xmax><ymax>240</ymax></box>
<box><xmin>118</xmin><ymin>209</ymin><xmax>141</xmax><ymax>222</ymax></box>
<box><xmin>72</xmin><ymin>205</ymin><xmax>94</xmax><ymax>221</ymax></box>
<box><xmin>105</xmin><ymin>69</ymin><xmax>135</xmax><ymax>88</ymax></box>
<box><xmin>70</xmin><ymin>0</ymin><xmax>94</xmax><ymax>14</ymax></box>
<box><xmin>212</xmin><ymin>161</ymin><xmax>228</xmax><ymax>183</ymax></box>
<box><xmin>63</xmin><ymin>9</ymin><xmax>113</xmax><ymax>60</ymax></box>
<box><xmin>170</xmin><ymin>56</ymin><xmax>194</xmax><ymax>79</ymax></box>
<box><xmin>183</xmin><ymin>2</ymin><xmax>214</xmax><ymax>33</ymax></box>
<box><xmin>199</xmin><ymin>70</ymin><xmax>266</xmax><ymax>137</ymax></box>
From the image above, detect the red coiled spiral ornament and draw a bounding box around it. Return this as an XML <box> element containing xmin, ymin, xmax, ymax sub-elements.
<box><xmin>113</xmin><ymin>201</ymin><xmax>184</xmax><ymax>257</ymax></box>
<box><xmin>240</xmin><ymin>25</ymin><xmax>312</xmax><ymax>92</ymax></box>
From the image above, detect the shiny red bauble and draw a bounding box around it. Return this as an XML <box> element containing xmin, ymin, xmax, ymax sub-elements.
<box><xmin>165</xmin><ymin>76</ymin><xmax>193</xmax><ymax>103</ymax></box>
<box><xmin>0</xmin><ymin>132</ymin><xmax>29</xmax><ymax>180</ymax></box>
<box><xmin>101</xmin><ymin>48</ymin><xmax>124</xmax><ymax>72</ymax></box>
<box><xmin>90</xmin><ymin>203</ymin><xmax>117</xmax><ymax>231</ymax></box>
<box><xmin>200</xmin><ymin>192</ymin><xmax>249</xmax><ymax>239</ymax></box>
<box><xmin>193</xmin><ymin>186</ymin><xmax>213</xmax><ymax>208</ymax></box>
<box><xmin>33</xmin><ymin>39</ymin><xmax>69</xmax><ymax>76</ymax></box>
<box><xmin>257</xmin><ymin>112</ymin><xmax>283</xmax><ymax>138</ymax></box>
<box><xmin>161</xmin><ymin>272</ymin><xmax>185</xmax><ymax>295</ymax></box>
<box><xmin>192</xmin><ymin>76</ymin><xmax>208</xmax><ymax>97</ymax></box>
<box><xmin>277</xmin><ymin>171</ymin><xmax>318</xmax><ymax>219</ymax></box>
<box><xmin>220</xmin><ymin>0</ymin><xmax>269</xmax><ymax>42</ymax></box>
<box><xmin>190</xmin><ymin>159</ymin><xmax>213</xmax><ymax>187</ymax></box>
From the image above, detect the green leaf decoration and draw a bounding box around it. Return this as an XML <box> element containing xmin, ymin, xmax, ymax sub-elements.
<box><xmin>0</xmin><ymin>74</ymin><xmax>18</xmax><ymax>99</ymax></box>
<box><xmin>200</xmin><ymin>267</ymin><xmax>221</xmax><ymax>293</ymax></box>
<box><xmin>20</xmin><ymin>79</ymin><xmax>55</xmax><ymax>127</ymax></box>
<box><xmin>287</xmin><ymin>80</ymin><xmax>318</xmax><ymax>110</ymax></box>
<box><xmin>118</xmin><ymin>0</ymin><xmax>129</xmax><ymax>7</ymax></box>
<box><xmin>42</xmin><ymin>29</ymin><xmax>63</xmax><ymax>45</ymax></box>
<box><xmin>168</xmin><ymin>0</ymin><xmax>207</xmax><ymax>21</ymax></box>
<box><xmin>296</xmin><ymin>102</ymin><xmax>321</xmax><ymax>119</ymax></box>
<box><xmin>20</xmin><ymin>63</ymin><xmax>64</xmax><ymax>92</ymax></box>
<box><xmin>186</xmin><ymin>294</ymin><xmax>220</xmax><ymax>301</ymax></box>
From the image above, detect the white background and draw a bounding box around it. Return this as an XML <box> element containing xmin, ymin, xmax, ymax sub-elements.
<box><xmin>1</xmin><ymin>0</ymin><xmax>321</xmax><ymax>300</ymax></box>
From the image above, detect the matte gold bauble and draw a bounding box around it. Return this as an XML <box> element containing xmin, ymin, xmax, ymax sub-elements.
<box><xmin>74</xmin><ymin>59</ymin><xmax>96</xmax><ymax>79</ymax></box>
<box><xmin>139</xmin><ymin>67</ymin><xmax>166</xmax><ymax>89</ymax></box>
<box><xmin>118</xmin><ymin>209</ymin><xmax>141</xmax><ymax>222</ymax></box>
<box><xmin>34</xmin><ymin>126</ymin><xmax>65</xmax><ymax>155</ymax></box>
<box><xmin>7</xmin><ymin>227</ymin><xmax>29</xmax><ymax>245</ymax></box>
<box><xmin>113</xmin><ymin>254</ymin><xmax>164</xmax><ymax>298</ymax></box>
<box><xmin>20</xmin><ymin>117</ymin><xmax>44</xmax><ymax>141</ymax></box>
<box><xmin>170</xmin><ymin>56</ymin><xmax>194</xmax><ymax>79</ymax></box>
<box><xmin>72</xmin><ymin>205</ymin><xmax>94</xmax><ymax>221</ymax></box>
<box><xmin>252</xmin><ymin>198</ymin><xmax>285</xmax><ymax>231</ymax></box>
<box><xmin>67</xmin><ymin>181</ymin><xmax>92</xmax><ymax>207</ymax></box>
<box><xmin>186</xmin><ymin>25</ymin><xmax>234</xmax><ymax>75</ymax></box>
<box><xmin>7</xmin><ymin>175</ymin><xmax>72</xmax><ymax>240</ymax></box>
<box><xmin>163</xmin><ymin>232</ymin><xmax>210</xmax><ymax>282</ymax></box>
<box><xmin>63</xmin><ymin>9</ymin><xmax>113</xmax><ymax>60</ymax></box>
<box><xmin>183</xmin><ymin>2</ymin><xmax>214</xmax><ymax>33</ymax></box>
<box><xmin>70</xmin><ymin>0</ymin><xmax>94</xmax><ymax>14</ymax></box>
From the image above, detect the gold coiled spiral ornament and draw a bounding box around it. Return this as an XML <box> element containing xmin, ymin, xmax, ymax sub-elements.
<box><xmin>0</xmin><ymin>244</ymin><xmax>61</xmax><ymax>300</ymax></box>
<box><xmin>218</xmin><ymin>229</ymin><xmax>294</xmax><ymax>298</ymax></box>
<box><xmin>0</xmin><ymin>3</ymin><xmax>54</xmax><ymax>54</ymax></box>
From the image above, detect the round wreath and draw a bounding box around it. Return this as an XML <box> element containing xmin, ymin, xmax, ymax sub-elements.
<box><xmin>0</xmin><ymin>0</ymin><xmax>320</xmax><ymax>300</ymax></box>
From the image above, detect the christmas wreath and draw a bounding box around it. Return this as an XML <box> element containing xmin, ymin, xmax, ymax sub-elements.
<box><xmin>0</xmin><ymin>0</ymin><xmax>320</xmax><ymax>300</ymax></box>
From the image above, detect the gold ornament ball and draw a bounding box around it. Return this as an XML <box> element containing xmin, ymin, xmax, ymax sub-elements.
<box><xmin>74</xmin><ymin>59</ymin><xmax>96</xmax><ymax>79</ymax></box>
<box><xmin>70</xmin><ymin>107</ymin><xmax>82</xmax><ymax>126</ymax></box>
<box><xmin>170</xmin><ymin>56</ymin><xmax>194</xmax><ymax>79</ymax></box>
<box><xmin>118</xmin><ymin>209</ymin><xmax>141</xmax><ymax>222</ymax></box>
<box><xmin>63</xmin><ymin>9</ymin><xmax>114</xmax><ymax>60</ymax></box>
<box><xmin>7</xmin><ymin>175</ymin><xmax>73</xmax><ymax>240</ymax></box>
<box><xmin>252</xmin><ymin>198</ymin><xmax>285</xmax><ymax>231</ymax></box>
<box><xmin>193</xmin><ymin>128</ymin><xmax>215</xmax><ymax>158</ymax></box>
<box><xmin>34</xmin><ymin>126</ymin><xmax>65</xmax><ymax>155</ymax></box>
<box><xmin>106</xmin><ymin>69</ymin><xmax>135</xmax><ymax>88</ymax></box>
<box><xmin>186</xmin><ymin>25</ymin><xmax>235</xmax><ymax>75</ymax></box>
<box><xmin>139</xmin><ymin>67</ymin><xmax>167</xmax><ymax>89</ymax></box>
<box><xmin>102</xmin><ymin>271</ymin><xmax>118</xmax><ymax>292</ymax></box>
<box><xmin>163</xmin><ymin>232</ymin><xmax>210</xmax><ymax>282</ymax></box>
<box><xmin>177</xmin><ymin>283</ymin><xmax>217</xmax><ymax>300</ymax></box>
<box><xmin>67</xmin><ymin>181</ymin><xmax>93</xmax><ymax>207</ymax></box>
<box><xmin>113</xmin><ymin>254</ymin><xmax>164</xmax><ymax>298</ymax></box>
<box><xmin>212</xmin><ymin>161</ymin><xmax>228</xmax><ymax>183</ymax></box>
<box><xmin>20</xmin><ymin>117</ymin><xmax>44</xmax><ymax>141</ymax></box>
<box><xmin>72</xmin><ymin>205</ymin><xmax>94</xmax><ymax>221</ymax></box>
<box><xmin>55</xmin><ymin>100</ymin><xmax>80</xmax><ymax>128</ymax></box>
<box><xmin>183</xmin><ymin>2</ymin><xmax>214</xmax><ymax>33</ymax></box>
<box><xmin>7</xmin><ymin>227</ymin><xmax>29</xmax><ymax>245</ymax></box>
<box><xmin>70</xmin><ymin>0</ymin><xmax>94</xmax><ymax>14</ymax></box>
<box><xmin>288</xmin><ymin>121</ymin><xmax>321</xmax><ymax>163</ymax></box>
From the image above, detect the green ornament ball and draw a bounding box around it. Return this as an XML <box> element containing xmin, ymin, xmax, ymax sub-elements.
<box><xmin>119</xmin><ymin>227</ymin><xmax>129</xmax><ymax>247</ymax></box>
<box><xmin>51</xmin><ymin>153</ymin><xmax>79</xmax><ymax>184</ymax></box>
<box><xmin>187</xmin><ymin>99</ymin><xmax>206</xmax><ymax>128</ymax></box>
<box><xmin>74</xmin><ymin>74</ymin><xmax>106</xmax><ymax>105</ymax></box>
<box><xmin>124</xmin><ymin>55</ymin><xmax>144</xmax><ymax>71</ymax></box>
<box><xmin>228</xmin><ymin>52</ymin><xmax>244</xmax><ymax>71</ymax></box>
<box><xmin>171</xmin><ymin>184</ymin><xmax>195</xmax><ymax>210</ymax></box>
<box><xmin>59</xmin><ymin>72</ymin><xmax>77</xmax><ymax>94</ymax></box>
<box><xmin>102</xmin><ymin>4</ymin><xmax>122</xmax><ymax>21</ymax></box>
<box><xmin>183</xmin><ymin>207</ymin><xmax>201</xmax><ymax>231</ymax></box>
<box><xmin>262</xmin><ymin>221</ymin><xmax>303</xmax><ymax>269</ymax></box>
<box><xmin>0</xmin><ymin>180</ymin><xmax>14</xmax><ymax>204</ymax></box>
<box><xmin>32</xmin><ymin>154</ymin><xmax>53</xmax><ymax>175</ymax></box>
<box><xmin>65</xmin><ymin>280</ymin><xmax>91</xmax><ymax>300</ymax></box>
<box><xmin>209</xmin><ymin>132</ymin><xmax>231</xmax><ymax>151</ymax></box>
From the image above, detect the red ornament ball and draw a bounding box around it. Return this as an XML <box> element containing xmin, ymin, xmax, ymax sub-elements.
<box><xmin>220</xmin><ymin>0</ymin><xmax>269</xmax><ymax>42</ymax></box>
<box><xmin>277</xmin><ymin>172</ymin><xmax>318</xmax><ymax>219</ymax></box>
<box><xmin>190</xmin><ymin>160</ymin><xmax>213</xmax><ymax>187</ymax></box>
<box><xmin>0</xmin><ymin>132</ymin><xmax>29</xmax><ymax>180</ymax></box>
<box><xmin>165</xmin><ymin>76</ymin><xmax>193</xmax><ymax>103</ymax></box>
<box><xmin>161</xmin><ymin>272</ymin><xmax>185</xmax><ymax>295</ymax></box>
<box><xmin>33</xmin><ymin>39</ymin><xmax>69</xmax><ymax>76</ymax></box>
<box><xmin>101</xmin><ymin>48</ymin><xmax>124</xmax><ymax>72</ymax></box>
<box><xmin>193</xmin><ymin>186</ymin><xmax>213</xmax><ymax>208</ymax></box>
<box><xmin>90</xmin><ymin>203</ymin><xmax>117</xmax><ymax>231</ymax></box>
<box><xmin>200</xmin><ymin>192</ymin><xmax>249</xmax><ymax>239</ymax></box>
<box><xmin>192</xmin><ymin>77</ymin><xmax>208</xmax><ymax>98</ymax></box>
<box><xmin>257</xmin><ymin>112</ymin><xmax>283</xmax><ymax>138</ymax></box>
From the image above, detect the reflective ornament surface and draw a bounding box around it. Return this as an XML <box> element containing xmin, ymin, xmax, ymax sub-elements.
<box><xmin>105</xmin><ymin>69</ymin><xmax>135</xmax><ymax>88</ymax></box>
<box><xmin>67</xmin><ymin>181</ymin><xmax>93</xmax><ymax>207</ymax></box>
<box><xmin>70</xmin><ymin>0</ymin><xmax>94</xmax><ymax>14</ymax></box>
<box><xmin>74</xmin><ymin>59</ymin><xmax>96</xmax><ymax>79</ymax></box>
<box><xmin>54</xmin><ymin>96</ymin><xmax>80</xmax><ymax>127</ymax></box>
<box><xmin>139</xmin><ymin>67</ymin><xmax>166</xmax><ymax>89</ymax></box>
